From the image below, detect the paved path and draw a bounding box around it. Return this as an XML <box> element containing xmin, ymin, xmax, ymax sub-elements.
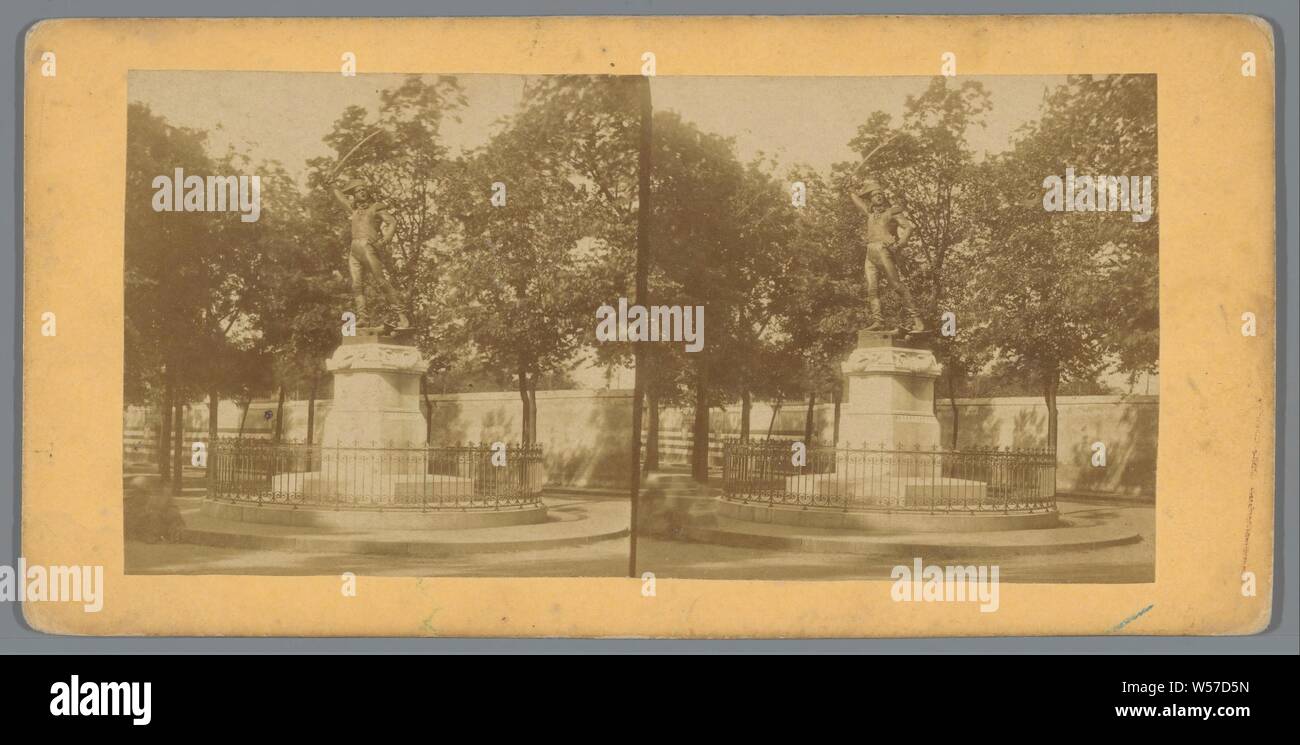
<box><xmin>636</xmin><ymin>532</ymin><xmax>1154</xmax><ymax>583</ymax></box>
<box><xmin>124</xmin><ymin>466</ymin><xmax>1153</xmax><ymax>582</ymax></box>
<box><xmin>672</xmin><ymin>499</ymin><xmax>1145</xmax><ymax>558</ymax></box>
<box><xmin>637</xmin><ymin>475</ymin><xmax>1154</xmax><ymax>581</ymax></box>
<box><xmin>175</xmin><ymin>495</ymin><xmax>629</xmax><ymax>556</ymax></box>
<box><xmin>127</xmin><ymin>535</ymin><xmax>631</xmax><ymax>577</ymax></box>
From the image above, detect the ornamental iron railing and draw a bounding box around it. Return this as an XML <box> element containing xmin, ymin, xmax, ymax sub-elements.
<box><xmin>207</xmin><ymin>439</ymin><xmax>544</xmax><ymax>511</ymax></box>
<box><xmin>721</xmin><ymin>440</ymin><xmax>1056</xmax><ymax>513</ymax></box>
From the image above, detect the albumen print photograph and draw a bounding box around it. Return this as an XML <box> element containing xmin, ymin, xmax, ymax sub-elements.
<box><xmin>121</xmin><ymin>70</ymin><xmax>1158</xmax><ymax>583</ymax></box>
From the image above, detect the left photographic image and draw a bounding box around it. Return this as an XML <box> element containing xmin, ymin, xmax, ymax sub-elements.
<box><xmin>122</xmin><ymin>72</ymin><xmax>643</xmax><ymax>577</ymax></box>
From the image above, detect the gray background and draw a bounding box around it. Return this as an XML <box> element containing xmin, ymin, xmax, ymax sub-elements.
<box><xmin>3</xmin><ymin>0</ymin><xmax>1295</xmax><ymax>653</ymax></box>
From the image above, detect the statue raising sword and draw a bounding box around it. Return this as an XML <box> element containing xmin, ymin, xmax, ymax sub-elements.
<box><xmin>847</xmin><ymin>135</ymin><xmax>925</xmax><ymax>336</ymax></box>
<box><xmin>328</xmin><ymin>129</ymin><xmax>411</xmax><ymax>330</ymax></box>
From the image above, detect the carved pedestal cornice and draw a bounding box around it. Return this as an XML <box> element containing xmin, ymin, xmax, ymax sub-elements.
<box><xmin>326</xmin><ymin>343</ymin><xmax>428</xmax><ymax>374</ymax></box>
<box><xmin>841</xmin><ymin>346</ymin><xmax>942</xmax><ymax>377</ymax></box>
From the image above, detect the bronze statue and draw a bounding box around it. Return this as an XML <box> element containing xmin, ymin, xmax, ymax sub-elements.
<box><xmin>849</xmin><ymin>178</ymin><xmax>924</xmax><ymax>335</ymax></box>
<box><xmin>332</xmin><ymin>177</ymin><xmax>411</xmax><ymax>329</ymax></box>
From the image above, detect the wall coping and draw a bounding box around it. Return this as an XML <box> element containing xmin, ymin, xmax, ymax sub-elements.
<box><xmin>130</xmin><ymin>391</ymin><xmax>1158</xmax><ymax>410</ymax></box>
<box><xmin>936</xmin><ymin>394</ymin><xmax>1159</xmax><ymax>407</ymax></box>
<box><xmin>425</xmin><ymin>389</ymin><xmax>635</xmax><ymax>403</ymax></box>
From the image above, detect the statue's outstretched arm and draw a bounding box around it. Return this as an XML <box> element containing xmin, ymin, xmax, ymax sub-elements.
<box><xmin>377</xmin><ymin>208</ymin><xmax>396</xmax><ymax>243</ymax></box>
<box><xmin>849</xmin><ymin>191</ymin><xmax>871</xmax><ymax>215</ymax></box>
<box><xmin>332</xmin><ymin>187</ymin><xmax>352</xmax><ymax>212</ymax></box>
<box><xmin>893</xmin><ymin>208</ymin><xmax>915</xmax><ymax>245</ymax></box>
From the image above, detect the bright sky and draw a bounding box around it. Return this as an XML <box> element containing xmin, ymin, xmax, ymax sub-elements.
<box><xmin>129</xmin><ymin>72</ymin><xmax>1065</xmax><ymax>186</ymax></box>
<box><xmin>128</xmin><ymin>71</ymin><xmax>527</xmax><ymax>181</ymax></box>
<box><xmin>653</xmin><ymin>75</ymin><xmax>1062</xmax><ymax>171</ymax></box>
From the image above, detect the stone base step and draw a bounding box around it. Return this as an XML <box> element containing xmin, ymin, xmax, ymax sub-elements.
<box><xmin>676</xmin><ymin>514</ymin><xmax>1140</xmax><ymax>558</ymax></box>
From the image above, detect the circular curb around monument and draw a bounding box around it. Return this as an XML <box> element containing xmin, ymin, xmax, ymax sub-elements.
<box><xmin>718</xmin><ymin>498</ymin><xmax>1060</xmax><ymax>532</ymax></box>
<box><xmin>200</xmin><ymin>497</ymin><xmax>548</xmax><ymax>530</ymax></box>
<box><xmin>179</xmin><ymin>525</ymin><xmax>631</xmax><ymax>558</ymax></box>
<box><xmin>674</xmin><ymin>519</ymin><xmax>1143</xmax><ymax>559</ymax></box>
<box><xmin>183</xmin><ymin>498</ymin><xmax>628</xmax><ymax>557</ymax></box>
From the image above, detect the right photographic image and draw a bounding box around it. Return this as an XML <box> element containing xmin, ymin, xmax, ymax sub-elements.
<box><xmin>632</xmin><ymin>73</ymin><xmax>1158</xmax><ymax>584</ymax></box>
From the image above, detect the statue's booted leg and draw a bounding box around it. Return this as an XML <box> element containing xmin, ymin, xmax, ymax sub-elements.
<box><xmin>863</xmin><ymin>252</ymin><xmax>885</xmax><ymax>331</ymax></box>
<box><xmin>354</xmin><ymin>241</ymin><xmax>411</xmax><ymax>329</ymax></box>
<box><xmin>878</xmin><ymin>244</ymin><xmax>925</xmax><ymax>334</ymax></box>
<box><xmin>347</xmin><ymin>253</ymin><xmax>367</xmax><ymax>323</ymax></box>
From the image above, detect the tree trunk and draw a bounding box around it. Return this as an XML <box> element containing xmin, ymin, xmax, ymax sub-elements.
<box><xmin>645</xmin><ymin>391</ymin><xmax>660</xmax><ymax>470</ymax></box>
<box><xmin>1044</xmin><ymin>373</ymin><xmax>1060</xmax><ymax>454</ymax></box>
<box><xmin>170</xmin><ymin>401</ymin><xmax>184</xmax><ymax>496</ymax></box>
<box><xmin>207</xmin><ymin>387</ymin><xmax>219</xmax><ymax>479</ymax></box>
<box><xmin>517</xmin><ymin>361</ymin><xmax>531</xmax><ymax>446</ymax></box>
<box><xmin>691</xmin><ymin>368</ymin><xmax>709</xmax><ymax>482</ymax></box>
<box><xmin>832</xmin><ymin>385</ymin><xmax>843</xmax><ymax>446</ymax></box>
<box><xmin>207</xmin><ymin>387</ymin><xmax>219</xmax><ymax>448</ymax></box>
<box><xmin>803</xmin><ymin>391</ymin><xmax>817</xmax><ymax>444</ymax></box>
<box><xmin>306</xmin><ymin>374</ymin><xmax>320</xmax><ymax>446</ymax></box>
<box><xmin>947</xmin><ymin>374</ymin><xmax>960</xmax><ymax>450</ymax></box>
<box><xmin>421</xmin><ymin>376</ymin><xmax>434</xmax><ymax>445</ymax></box>
<box><xmin>766</xmin><ymin>396</ymin><xmax>783</xmax><ymax>439</ymax></box>
<box><xmin>272</xmin><ymin>384</ymin><xmax>286</xmax><ymax>444</ymax></box>
<box><xmin>740</xmin><ymin>388</ymin><xmax>752</xmax><ymax>442</ymax></box>
<box><xmin>152</xmin><ymin>413</ymin><xmax>164</xmax><ymax>479</ymax></box>
<box><xmin>236</xmin><ymin>399</ymin><xmax>250</xmax><ymax>439</ymax></box>
<box><xmin>528</xmin><ymin>378</ymin><xmax>539</xmax><ymax>446</ymax></box>
<box><xmin>159</xmin><ymin>381</ymin><xmax>173</xmax><ymax>483</ymax></box>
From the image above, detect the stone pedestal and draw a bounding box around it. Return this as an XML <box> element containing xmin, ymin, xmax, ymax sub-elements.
<box><xmin>837</xmin><ymin>330</ymin><xmax>943</xmax><ymax>451</ymax></box>
<box><xmin>319</xmin><ymin>330</ymin><xmax>429</xmax><ymax>483</ymax></box>
<box><xmin>218</xmin><ymin>328</ymin><xmax>547</xmax><ymax>526</ymax></box>
<box><xmin>719</xmin><ymin>330</ymin><xmax>1054</xmax><ymax>529</ymax></box>
<box><xmin>320</xmin><ymin>330</ymin><xmax>428</xmax><ymax>448</ymax></box>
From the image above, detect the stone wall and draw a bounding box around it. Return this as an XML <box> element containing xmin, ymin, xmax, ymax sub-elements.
<box><xmin>935</xmin><ymin>395</ymin><xmax>1158</xmax><ymax>500</ymax></box>
<box><xmin>124</xmin><ymin>399</ymin><xmax>332</xmax><ymax>465</ymax></box>
<box><xmin>424</xmin><ymin>390</ymin><xmax>634</xmax><ymax>487</ymax></box>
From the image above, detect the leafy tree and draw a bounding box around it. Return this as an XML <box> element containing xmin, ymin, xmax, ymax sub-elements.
<box><xmin>125</xmin><ymin>104</ymin><xmax>263</xmax><ymax>501</ymax></box>
<box><xmin>647</xmin><ymin>112</ymin><xmax>747</xmax><ymax>479</ymax></box>
<box><xmin>446</xmin><ymin>102</ymin><xmax>600</xmax><ymax>445</ymax></box>
<box><xmin>509</xmin><ymin>77</ymin><xmax>670</xmax><ymax>466</ymax></box>
<box><xmin>718</xmin><ymin>158</ymin><xmax>801</xmax><ymax>443</ymax></box>
<box><xmin>779</xmin><ymin>168</ymin><xmax>864</xmax><ymax>444</ymax></box>
<box><xmin>966</xmin><ymin>74</ymin><xmax>1158</xmax><ymax>451</ymax></box>
<box><xmin>243</xmin><ymin>159</ymin><xmax>349</xmax><ymax>444</ymax></box>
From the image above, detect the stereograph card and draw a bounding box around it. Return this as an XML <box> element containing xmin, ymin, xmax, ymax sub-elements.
<box><xmin>20</xmin><ymin>15</ymin><xmax>1275</xmax><ymax>637</ymax></box>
